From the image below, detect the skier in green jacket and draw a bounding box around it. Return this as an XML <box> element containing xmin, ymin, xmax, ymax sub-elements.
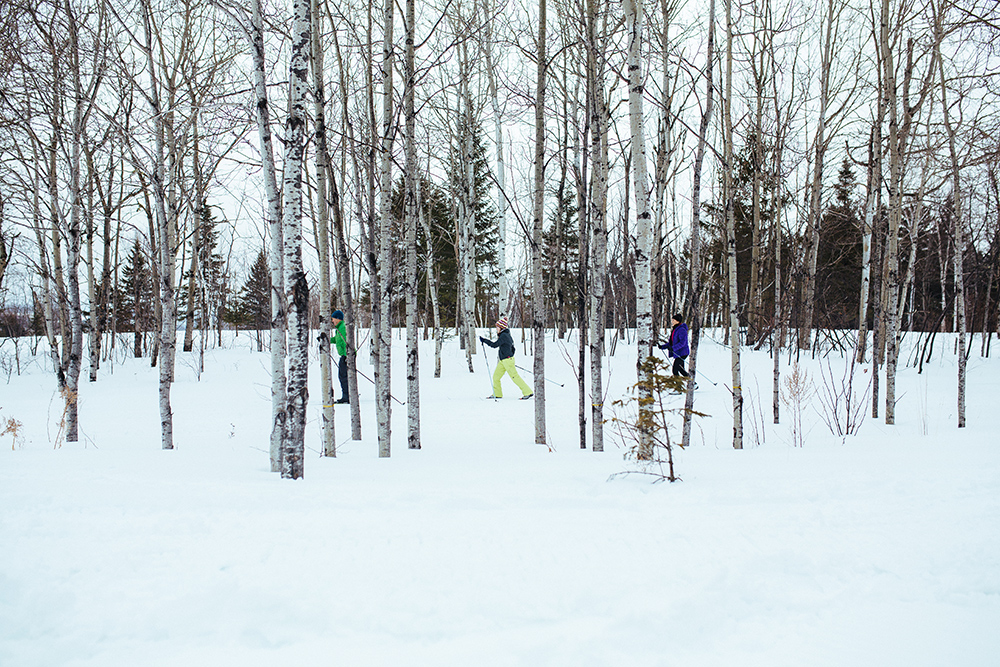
<box><xmin>479</xmin><ymin>315</ymin><xmax>532</xmax><ymax>400</ymax></box>
<box><xmin>329</xmin><ymin>310</ymin><xmax>349</xmax><ymax>403</ymax></box>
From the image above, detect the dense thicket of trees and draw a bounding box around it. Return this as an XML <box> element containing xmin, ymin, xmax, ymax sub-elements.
<box><xmin>1</xmin><ymin>0</ymin><xmax>998</xmax><ymax>469</ymax></box>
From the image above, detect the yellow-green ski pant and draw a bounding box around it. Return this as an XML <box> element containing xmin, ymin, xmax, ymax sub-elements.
<box><xmin>492</xmin><ymin>357</ymin><xmax>532</xmax><ymax>397</ymax></box>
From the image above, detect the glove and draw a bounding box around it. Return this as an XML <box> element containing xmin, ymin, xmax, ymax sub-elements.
<box><xmin>317</xmin><ymin>333</ymin><xmax>326</xmax><ymax>345</ymax></box>
<box><xmin>658</xmin><ymin>342</ymin><xmax>668</xmax><ymax>351</ymax></box>
<box><xmin>479</xmin><ymin>336</ymin><xmax>486</xmax><ymax>344</ymax></box>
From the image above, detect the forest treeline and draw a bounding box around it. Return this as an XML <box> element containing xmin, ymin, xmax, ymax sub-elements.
<box><xmin>0</xmin><ymin>0</ymin><xmax>997</xmax><ymax>475</ymax></box>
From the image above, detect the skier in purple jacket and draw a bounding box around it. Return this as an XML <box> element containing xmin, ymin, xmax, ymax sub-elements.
<box><xmin>658</xmin><ymin>313</ymin><xmax>690</xmax><ymax>377</ymax></box>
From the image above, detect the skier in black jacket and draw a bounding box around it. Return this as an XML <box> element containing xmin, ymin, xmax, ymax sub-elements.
<box><xmin>479</xmin><ymin>315</ymin><xmax>533</xmax><ymax>399</ymax></box>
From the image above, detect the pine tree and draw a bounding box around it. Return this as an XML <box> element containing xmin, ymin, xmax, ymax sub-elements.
<box><xmin>815</xmin><ymin>158</ymin><xmax>862</xmax><ymax>330</ymax></box>
<box><xmin>118</xmin><ymin>239</ymin><xmax>154</xmax><ymax>357</ymax></box>
<box><xmin>542</xmin><ymin>191</ymin><xmax>579</xmax><ymax>327</ymax></box>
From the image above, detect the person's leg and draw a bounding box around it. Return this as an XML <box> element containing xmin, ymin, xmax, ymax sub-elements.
<box><xmin>492</xmin><ymin>360</ymin><xmax>505</xmax><ymax>397</ymax></box>
<box><xmin>502</xmin><ymin>358</ymin><xmax>532</xmax><ymax>396</ymax></box>
<box><xmin>338</xmin><ymin>356</ymin><xmax>349</xmax><ymax>400</ymax></box>
<box><xmin>673</xmin><ymin>355</ymin><xmax>689</xmax><ymax>377</ymax></box>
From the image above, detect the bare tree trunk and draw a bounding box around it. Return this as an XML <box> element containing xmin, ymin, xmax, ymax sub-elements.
<box><xmin>482</xmin><ymin>0</ymin><xmax>508</xmax><ymax>314</ymax></box>
<box><xmin>682</xmin><ymin>0</ymin><xmax>714</xmax><ymax>450</ymax></box>
<box><xmin>138</xmin><ymin>0</ymin><xmax>176</xmax><ymax>451</ymax></box>
<box><xmin>723</xmin><ymin>0</ymin><xmax>742</xmax><ymax>449</ymax></box>
<box><xmin>460</xmin><ymin>48</ymin><xmax>478</xmax><ymax>371</ymax></box>
<box><xmin>798</xmin><ymin>0</ymin><xmax>837</xmax><ymax>350</ymax></box>
<box><xmin>331</xmin><ymin>27</ymin><xmax>363</xmax><ymax>441</ymax></box>
<box><xmin>84</xmin><ymin>155</ymin><xmax>99</xmax><ymax>383</ymax></box>
<box><xmin>935</xmin><ymin>11</ymin><xmax>964</xmax><ymax>427</ymax></box>
<box><xmin>531</xmin><ymin>0</ymin><xmax>548</xmax><ymax>445</ymax></box>
<box><xmin>311</xmin><ymin>0</ymin><xmax>335</xmax><ymax>457</ymax></box>
<box><xmin>587</xmin><ymin>0</ymin><xmax>607</xmax><ymax>453</ymax></box>
<box><xmin>626</xmin><ymin>0</ymin><xmax>653</xmax><ymax>460</ymax></box>
<box><xmin>247</xmin><ymin>0</ymin><xmax>287</xmax><ymax>471</ymax></box>
<box><xmin>573</xmin><ymin>75</ymin><xmax>589</xmax><ymax>450</ymax></box>
<box><xmin>857</xmin><ymin>127</ymin><xmax>877</xmax><ymax>363</ymax></box>
<box><xmin>417</xmin><ymin>178</ymin><xmax>443</xmax><ymax>378</ymax></box>
<box><xmin>377</xmin><ymin>0</ymin><xmax>395</xmax><ymax>458</ymax></box>
<box><xmin>280</xmin><ymin>0</ymin><xmax>312</xmax><ymax>479</ymax></box>
<box><xmin>403</xmin><ymin>0</ymin><xmax>420</xmax><ymax>450</ymax></box>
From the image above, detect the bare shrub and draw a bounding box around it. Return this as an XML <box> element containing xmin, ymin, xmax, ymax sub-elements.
<box><xmin>1</xmin><ymin>410</ymin><xmax>24</xmax><ymax>450</ymax></box>
<box><xmin>781</xmin><ymin>363</ymin><xmax>814</xmax><ymax>447</ymax></box>
<box><xmin>816</xmin><ymin>353</ymin><xmax>871</xmax><ymax>437</ymax></box>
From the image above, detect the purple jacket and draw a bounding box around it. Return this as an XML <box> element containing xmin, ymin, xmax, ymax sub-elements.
<box><xmin>660</xmin><ymin>323</ymin><xmax>689</xmax><ymax>357</ymax></box>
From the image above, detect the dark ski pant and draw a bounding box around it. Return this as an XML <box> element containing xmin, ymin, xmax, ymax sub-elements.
<box><xmin>672</xmin><ymin>355</ymin><xmax>690</xmax><ymax>377</ymax></box>
<box><xmin>338</xmin><ymin>356</ymin><xmax>349</xmax><ymax>400</ymax></box>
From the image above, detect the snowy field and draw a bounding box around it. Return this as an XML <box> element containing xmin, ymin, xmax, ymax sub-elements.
<box><xmin>1</xmin><ymin>329</ymin><xmax>998</xmax><ymax>666</ymax></box>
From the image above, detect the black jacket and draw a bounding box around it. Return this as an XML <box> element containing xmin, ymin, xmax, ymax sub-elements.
<box><xmin>482</xmin><ymin>328</ymin><xmax>515</xmax><ymax>360</ymax></box>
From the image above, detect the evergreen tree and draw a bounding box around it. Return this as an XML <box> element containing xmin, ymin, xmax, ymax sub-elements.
<box><xmin>705</xmin><ymin>135</ymin><xmax>790</xmax><ymax>328</ymax></box>
<box><xmin>118</xmin><ymin>239</ymin><xmax>154</xmax><ymax>357</ymax></box>
<box><xmin>181</xmin><ymin>205</ymin><xmax>229</xmax><ymax>337</ymax></box>
<box><xmin>542</xmin><ymin>190</ymin><xmax>579</xmax><ymax>327</ymax></box>
<box><xmin>225</xmin><ymin>250</ymin><xmax>270</xmax><ymax>329</ymax></box>
<box><xmin>815</xmin><ymin>158</ymin><xmax>863</xmax><ymax>329</ymax></box>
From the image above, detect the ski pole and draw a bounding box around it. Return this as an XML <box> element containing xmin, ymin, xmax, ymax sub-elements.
<box><xmin>481</xmin><ymin>341</ymin><xmax>497</xmax><ymax>400</ymax></box>
<box><xmin>658</xmin><ymin>347</ymin><xmax>716</xmax><ymax>386</ymax></box>
<box><xmin>354</xmin><ymin>367</ymin><xmax>406</xmax><ymax>406</ymax></box>
<box><xmin>514</xmin><ymin>364</ymin><xmax>564</xmax><ymax>387</ymax></box>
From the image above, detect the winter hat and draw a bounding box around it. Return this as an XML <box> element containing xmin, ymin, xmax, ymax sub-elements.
<box><xmin>331</xmin><ymin>309</ymin><xmax>344</xmax><ymax>321</ymax></box>
<box><xmin>496</xmin><ymin>315</ymin><xmax>509</xmax><ymax>331</ymax></box>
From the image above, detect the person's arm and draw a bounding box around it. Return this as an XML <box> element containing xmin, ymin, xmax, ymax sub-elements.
<box><xmin>480</xmin><ymin>335</ymin><xmax>499</xmax><ymax>348</ymax></box>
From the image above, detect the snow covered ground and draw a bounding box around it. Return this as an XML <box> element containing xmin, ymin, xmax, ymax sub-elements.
<box><xmin>2</xmin><ymin>330</ymin><xmax>998</xmax><ymax>666</ymax></box>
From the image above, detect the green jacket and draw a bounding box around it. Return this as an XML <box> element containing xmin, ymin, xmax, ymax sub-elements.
<box><xmin>329</xmin><ymin>320</ymin><xmax>347</xmax><ymax>356</ymax></box>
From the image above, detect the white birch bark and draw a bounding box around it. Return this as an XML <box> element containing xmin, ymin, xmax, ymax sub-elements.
<box><xmin>482</xmin><ymin>0</ymin><xmax>508</xmax><ymax>314</ymax></box>
<box><xmin>63</xmin><ymin>1</ymin><xmax>85</xmax><ymax>442</ymax></box>
<box><xmin>280</xmin><ymin>0</ymin><xmax>312</xmax><ymax>479</ymax></box>
<box><xmin>723</xmin><ymin>0</ymin><xmax>742</xmax><ymax>450</ymax></box>
<box><xmin>460</xmin><ymin>55</ymin><xmax>477</xmax><ymax>372</ymax></box>
<box><xmin>247</xmin><ymin>0</ymin><xmax>287</xmax><ymax>471</ymax></box>
<box><xmin>798</xmin><ymin>0</ymin><xmax>836</xmax><ymax>351</ymax></box>
<box><xmin>532</xmin><ymin>0</ymin><xmax>547</xmax><ymax>445</ymax></box>
<box><xmin>587</xmin><ymin>0</ymin><xmax>608</xmax><ymax>453</ymax></box>
<box><xmin>332</xmin><ymin>28</ymin><xmax>363</xmax><ymax>441</ymax></box>
<box><xmin>770</xmin><ymin>46</ymin><xmax>789</xmax><ymax>424</ymax></box>
<box><xmin>625</xmin><ymin>0</ymin><xmax>653</xmax><ymax>459</ymax></box>
<box><xmin>403</xmin><ymin>0</ymin><xmax>420</xmax><ymax>450</ymax></box>
<box><xmin>377</xmin><ymin>0</ymin><xmax>395</xmax><ymax>458</ymax></box>
<box><xmin>85</xmin><ymin>163</ymin><xmax>99</xmax><ymax>383</ymax></box>
<box><xmin>883</xmin><ymin>6</ymin><xmax>938</xmax><ymax>423</ymax></box>
<box><xmin>857</xmin><ymin>128</ymin><xmax>876</xmax><ymax>363</ymax></box>
<box><xmin>935</xmin><ymin>14</ymin><xmax>964</xmax><ymax>427</ymax></box>
<box><xmin>681</xmin><ymin>0</ymin><xmax>714</xmax><ymax>450</ymax></box>
<box><xmin>138</xmin><ymin>0</ymin><xmax>176</xmax><ymax>451</ymax></box>
<box><xmin>417</xmin><ymin>179</ymin><xmax>443</xmax><ymax>378</ymax></box>
<box><xmin>311</xmin><ymin>0</ymin><xmax>335</xmax><ymax>457</ymax></box>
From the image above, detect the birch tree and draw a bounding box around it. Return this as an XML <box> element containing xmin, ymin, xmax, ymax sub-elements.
<box><xmin>279</xmin><ymin>0</ymin><xmax>312</xmax><ymax>478</ymax></box>
<box><xmin>723</xmin><ymin>0</ymin><xmax>742</xmax><ymax>449</ymax></box>
<box><xmin>934</xmin><ymin>1</ymin><xmax>964</xmax><ymax>427</ymax></box>
<box><xmin>377</xmin><ymin>0</ymin><xmax>395</xmax><ymax>457</ymax></box>
<box><xmin>137</xmin><ymin>0</ymin><xmax>178</xmax><ymax>451</ymax></box>
<box><xmin>531</xmin><ymin>0</ymin><xmax>547</xmax><ymax>446</ymax></box>
<box><xmin>681</xmin><ymin>0</ymin><xmax>714</xmax><ymax>450</ymax></box>
<box><xmin>482</xmin><ymin>0</ymin><xmax>509</xmax><ymax>314</ymax></box>
<box><xmin>625</xmin><ymin>0</ymin><xmax>654</xmax><ymax>459</ymax></box>
<box><xmin>312</xmin><ymin>0</ymin><xmax>335</xmax><ymax>457</ymax></box>
<box><xmin>881</xmin><ymin>0</ymin><xmax>939</xmax><ymax>424</ymax></box>
<box><xmin>587</xmin><ymin>0</ymin><xmax>608</xmax><ymax>453</ymax></box>
<box><xmin>403</xmin><ymin>0</ymin><xmax>421</xmax><ymax>449</ymax></box>
<box><xmin>798</xmin><ymin>0</ymin><xmax>853</xmax><ymax>350</ymax></box>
